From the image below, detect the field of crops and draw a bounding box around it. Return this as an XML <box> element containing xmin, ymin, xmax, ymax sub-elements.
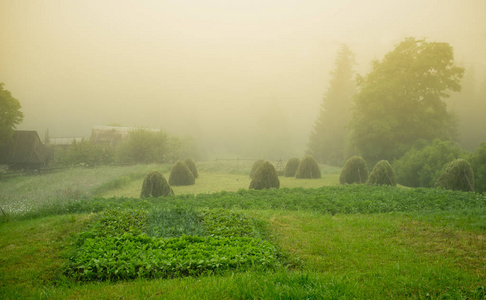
<box><xmin>0</xmin><ymin>161</ymin><xmax>485</xmax><ymax>299</ymax></box>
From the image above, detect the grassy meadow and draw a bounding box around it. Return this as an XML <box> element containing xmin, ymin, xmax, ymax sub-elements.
<box><xmin>0</xmin><ymin>161</ymin><xmax>485</xmax><ymax>299</ymax></box>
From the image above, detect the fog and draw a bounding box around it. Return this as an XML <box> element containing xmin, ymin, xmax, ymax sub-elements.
<box><xmin>1</xmin><ymin>0</ymin><xmax>485</xmax><ymax>158</ymax></box>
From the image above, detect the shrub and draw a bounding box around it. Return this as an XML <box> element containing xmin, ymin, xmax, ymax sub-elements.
<box><xmin>339</xmin><ymin>156</ymin><xmax>368</xmax><ymax>184</ymax></box>
<box><xmin>250</xmin><ymin>159</ymin><xmax>264</xmax><ymax>179</ymax></box>
<box><xmin>284</xmin><ymin>157</ymin><xmax>300</xmax><ymax>177</ymax></box>
<box><xmin>295</xmin><ymin>155</ymin><xmax>321</xmax><ymax>179</ymax></box>
<box><xmin>393</xmin><ymin>139</ymin><xmax>465</xmax><ymax>188</ymax></box>
<box><xmin>140</xmin><ymin>171</ymin><xmax>174</xmax><ymax>198</ymax></box>
<box><xmin>116</xmin><ymin>129</ymin><xmax>177</xmax><ymax>164</ymax></box>
<box><xmin>368</xmin><ymin>160</ymin><xmax>397</xmax><ymax>186</ymax></box>
<box><xmin>249</xmin><ymin>161</ymin><xmax>280</xmax><ymax>190</ymax></box>
<box><xmin>435</xmin><ymin>159</ymin><xmax>475</xmax><ymax>192</ymax></box>
<box><xmin>53</xmin><ymin>140</ymin><xmax>114</xmax><ymax>166</ymax></box>
<box><xmin>169</xmin><ymin>161</ymin><xmax>195</xmax><ymax>186</ymax></box>
<box><xmin>469</xmin><ymin>142</ymin><xmax>486</xmax><ymax>193</ymax></box>
<box><xmin>184</xmin><ymin>158</ymin><xmax>198</xmax><ymax>179</ymax></box>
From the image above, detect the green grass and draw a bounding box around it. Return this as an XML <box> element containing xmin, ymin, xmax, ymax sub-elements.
<box><xmin>98</xmin><ymin>160</ymin><xmax>339</xmax><ymax>198</ymax></box>
<box><xmin>0</xmin><ymin>162</ymin><xmax>485</xmax><ymax>299</ymax></box>
<box><xmin>0</xmin><ymin>164</ymin><xmax>170</xmax><ymax>217</ymax></box>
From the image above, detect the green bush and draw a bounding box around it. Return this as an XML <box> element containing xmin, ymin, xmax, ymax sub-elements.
<box><xmin>53</xmin><ymin>140</ymin><xmax>114</xmax><ymax>166</ymax></box>
<box><xmin>393</xmin><ymin>140</ymin><xmax>465</xmax><ymax>188</ymax></box>
<box><xmin>469</xmin><ymin>142</ymin><xmax>486</xmax><ymax>193</ymax></box>
<box><xmin>368</xmin><ymin>160</ymin><xmax>397</xmax><ymax>186</ymax></box>
<box><xmin>116</xmin><ymin>130</ymin><xmax>177</xmax><ymax>164</ymax></box>
<box><xmin>249</xmin><ymin>161</ymin><xmax>280</xmax><ymax>190</ymax></box>
<box><xmin>169</xmin><ymin>161</ymin><xmax>195</xmax><ymax>186</ymax></box>
<box><xmin>140</xmin><ymin>171</ymin><xmax>174</xmax><ymax>198</ymax></box>
<box><xmin>284</xmin><ymin>157</ymin><xmax>300</xmax><ymax>177</ymax></box>
<box><xmin>295</xmin><ymin>155</ymin><xmax>321</xmax><ymax>179</ymax></box>
<box><xmin>435</xmin><ymin>159</ymin><xmax>475</xmax><ymax>192</ymax></box>
<box><xmin>339</xmin><ymin>156</ymin><xmax>368</xmax><ymax>184</ymax></box>
<box><xmin>184</xmin><ymin>158</ymin><xmax>198</xmax><ymax>179</ymax></box>
<box><xmin>250</xmin><ymin>159</ymin><xmax>264</xmax><ymax>179</ymax></box>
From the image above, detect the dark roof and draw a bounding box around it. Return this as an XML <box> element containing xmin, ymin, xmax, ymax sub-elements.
<box><xmin>0</xmin><ymin>131</ymin><xmax>53</xmax><ymax>165</ymax></box>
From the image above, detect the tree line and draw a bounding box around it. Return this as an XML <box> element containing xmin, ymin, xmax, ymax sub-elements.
<box><xmin>308</xmin><ymin>37</ymin><xmax>486</xmax><ymax>168</ymax></box>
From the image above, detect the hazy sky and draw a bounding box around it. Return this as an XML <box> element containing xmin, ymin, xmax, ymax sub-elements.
<box><xmin>1</xmin><ymin>0</ymin><xmax>485</xmax><ymax>155</ymax></box>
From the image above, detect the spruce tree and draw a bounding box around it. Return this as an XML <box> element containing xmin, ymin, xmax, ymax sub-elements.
<box><xmin>307</xmin><ymin>45</ymin><xmax>355</xmax><ymax>166</ymax></box>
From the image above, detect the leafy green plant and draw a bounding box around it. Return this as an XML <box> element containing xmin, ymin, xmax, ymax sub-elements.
<box><xmin>169</xmin><ymin>161</ymin><xmax>195</xmax><ymax>186</ymax></box>
<box><xmin>339</xmin><ymin>155</ymin><xmax>368</xmax><ymax>184</ymax></box>
<box><xmin>435</xmin><ymin>159</ymin><xmax>475</xmax><ymax>192</ymax></box>
<box><xmin>249</xmin><ymin>161</ymin><xmax>280</xmax><ymax>190</ymax></box>
<box><xmin>140</xmin><ymin>171</ymin><xmax>173</xmax><ymax>198</ymax></box>
<box><xmin>284</xmin><ymin>158</ymin><xmax>300</xmax><ymax>177</ymax></box>
<box><xmin>146</xmin><ymin>207</ymin><xmax>205</xmax><ymax>238</ymax></box>
<box><xmin>295</xmin><ymin>155</ymin><xmax>321</xmax><ymax>179</ymax></box>
<box><xmin>65</xmin><ymin>208</ymin><xmax>279</xmax><ymax>281</ymax></box>
<box><xmin>368</xmin><ymin>160</ymin><xmax>397</xmax><ymax>186</ymax></box>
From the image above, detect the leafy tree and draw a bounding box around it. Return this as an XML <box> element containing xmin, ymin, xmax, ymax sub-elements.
<box><xmin>469</xmin><ymin>142</ymin><xmax>486</xmax><ymax>193</ymax></box>
<box><xmin>449</xmin><ymin>66</ymin><xmax>486</xmax><ymax>151</ymax></box>
<box><xmin>249</xmin><ymin>161</ymin><xmax>280</xmax><ymax>190</ymax></box>
<box><xmin>350</xmin><ymin>38</ymin><xmax>464</xmax><ymax>163</ymax></box>
<box><xmin>116</xmin><ymin>129</ymin><xmax>175</xmax><ymax>164</ymax></box>
<box><xmin>368</xmin><ymin>160</ymin><xmax>397</xmax><ymax>186</ymax></box>
<box><xmin>308</xmin><ymin>45</ymin><xmax>355</xmax><ymax>166</ymax></box>
<box><xmin>393</xmin><ymin>139</ymin><xmax>465</xmax><ymax>188</ymax></box>
<box><xmin>0</xmin><ymin>83</ymin><xmax>23</xmax><ymax>147</ymax></box>
<box><xmin>339</xmin><ymin>155</ymin><xmax>369</xmax><ymax>184</ymax></box>
<box><xmin>435</xmin><ymin>159</ymin><xmax>474</xmax><ymax>192</ymax></box>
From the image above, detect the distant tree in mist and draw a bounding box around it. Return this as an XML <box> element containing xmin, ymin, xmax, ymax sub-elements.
<box><xmin>0</xmin><ymin>83</ymin><xmax>23</xmax><ymax>147</ymax></box>
<box><xmin>350</xmin><ymin>38</ymin><xmax>464</xmax><ymax>164</ymax></box>
<box><xmin>449</xmin><ymin>66</ymin><xmax>486</xmax><ymax>151</ymax></box>
<box><xmin>117</xmin><ymin>130</ymin><xmax>175</xmax><ymax>164</ymax></box>
<box><xmin>251</xmin><ymin>103</ymin><xmax>291</xmax><ymax>160</ymax></box>
<box><xmin>307</xmin><ymin>45</ymin><xmax>355</xmax><ymax>166</ymax></box>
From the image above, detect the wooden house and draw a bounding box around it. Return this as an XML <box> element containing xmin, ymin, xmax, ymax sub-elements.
<box><xmin>0</xmin><ymin>131</ymin><xmax>53</xmax><ymax>170</ymax></box>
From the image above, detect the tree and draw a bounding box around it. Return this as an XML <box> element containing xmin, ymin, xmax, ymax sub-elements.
<box><xmin>449</xmin><ymin>66</ymin><xmax>486</xmax><ymax>151</ymax></box>
<box><xmin>116</xmin><ymin>129</ymin><xmax>174</xmax><ymax>164</ymax></box>
<box><xmin>350</xmin><ymin>38</ymin><xmax>464</xmax><ymax>164</ymax></box>
<box><xmin>393</xmin><ymin>139</ymin><xmax>465</xmax><ymax>188</ymax></box>
<box><xmin>0</xmin><ymin>83</ymin><xmax>23</xmax><ymax>147</ymax></box>
<box><xmin>308</xmin><ymin>45</ymin><xmax>355</xmax><ymax>166</ymax></box>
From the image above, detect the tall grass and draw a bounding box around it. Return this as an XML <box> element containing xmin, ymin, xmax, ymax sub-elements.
<box><xmin>0</xmin><ymin>164</ymin><xmax>169</xmax><ymax>217</ymax></box>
